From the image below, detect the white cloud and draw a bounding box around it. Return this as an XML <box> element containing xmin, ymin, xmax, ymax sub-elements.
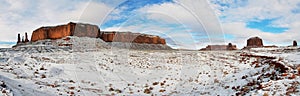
<box><xmin>104</xmin><ymin>0</ymin><xmax>225</xmax><ymax>49</ymax></box>
<box><xmin>138</xmin><ymin>0</ymin><xmax>224</xmax><ymax>39</ymax></box>
<box><xmin>210</xmin><ymin>0</ymin><xmax>300</xmax><ymax>22</ymax></box>
<box><xmin>0</xmin><ymin>0</ymin><xmax>114</xmax><ymax>43</ymax></box>
<box><xmin>210</xmin><ymin>0</ymin><xmax>300</xmax><ymax>28</ymax></box>
<box><xmin>221</xmin><ymin>22</ymin><xmax>300</xmax><ymax>48</ymax></box>
<box><xmin>208</xmin><ymin>0</ymin><xmax>300</xmax><ymax>48</ymax></box>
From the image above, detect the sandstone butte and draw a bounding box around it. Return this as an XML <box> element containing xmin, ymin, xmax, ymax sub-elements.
<box><xmin>241</xmin><ymin>36</ymin><xmax>264</xmax><ymax>50</ymax></box>
<box><xmin>246</xmin><ymin>37</ymin><xmax>264</xmax><ymax>48</ymax></box>
<box><xmin>28</xmin><ymin>22</ymin><xmax>166</xmax><ymax>45</ymax></box>
<box><xmin>242</xmin><ymin>36</ymin><xmax>279</xmax><ymax>49</ymax></box>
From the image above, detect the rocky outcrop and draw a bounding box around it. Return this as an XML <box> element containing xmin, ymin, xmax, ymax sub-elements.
<box><xmin>200</xmin><ymin>43</ymin><xmax>237</xmax><ymax>51</ymax></box>
<box><xmin>30</xmin><ymin>22</ymin><xmax>167</xmax><ymax>45</ymax></box>
<box><xmin>293</xmin><ymin>40</ymin><xmax>297</xmax><ymax>46</ymax></box>
<box><xmin>15</xmin><ymin>22</ymin><xmax>170</xmax><ymax>50</ymax></box>
<box><xmin>17</xmin><ymin>34</ymin><xmax>21</xmax><ymax>44</ymax></box>
<box><xmin>227</xmin><ymin>43</ymin><xmax>237</xmax><ymax>50</ymax></box>
<box><xmin>243</xmin><ymin>37</ymin><xmax>264</xmax><ymax>49</ymax></box>
<box><xmin>25</xmin><ymin>32</ymin><xmax>29</xmax><ymax>42</ymax></box>
<box><xmin>100</xmin><ymin>31</ymin><xmax>166</xmax><ymax>45</ymax></box>
<box><xmin>246</xmin><ymin>37</ymin><xmax>263</xmax><ymax>48</ymax></box>
<box><xmin>31</xmin><ymin>22</ymin><xmax>100</xmax><ymax>42</ymax></box>
<box><xmin>243</xmin><ymin>37</ymin><xmax>280</xmax><ymax>49</ymax></box>
<box><xmin>17</xmin><ymin>33</ymin><xmax>30</xmax><ymax>44</ymax></box>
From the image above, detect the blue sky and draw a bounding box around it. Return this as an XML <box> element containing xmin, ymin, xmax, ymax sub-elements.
<box><xmin>1</xmin><ymin>0</ymin><xmax>300</xmax><ymax>49</ymax></box>
<box><xmin>246</xmin><ymin>18</ymin><xmax>289</xmax><ymax>33</ymax></box>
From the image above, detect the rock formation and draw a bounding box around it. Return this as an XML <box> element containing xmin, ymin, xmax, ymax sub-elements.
<box><xmin>227</xmin><ymin>43</ymin><xmax>237</xmax><ymax>50</ymax></box>
<box><xmin>17</xmin><ymin>34</ymin><xmax>21</xmax><ymax>44</ymax></box>
<box><xmin>22</xmin><ymin>36</ymin><xmax>25</xmax><ymax>43</ymax></box>
<box><xmin>293</xmin><ymin>40</ymin><xmax>297</xmax><ymax>46</ymax></box>
<box><xmin>30</xmin><ymin>22</ymin><xmax>167</xmax><ymax>45</ymax></box>
<box><xmin>242</xmin><ymin>37</ymin><xmax>278</xmax><ymax>49</ymax></box>
<box><xmin>200</xmin><ymin>43</ymin><xmax>237</xmax><ymax>51</ymax></box>
<box><xmin>100</xmin><ymin>31</ymin><xmax>166</xmax><ymax>45</ymax></box>
<box><xmin>25</xmin><ymin>32</ymin><xmax>29</xmax><ymax>42</ymax></box>
<box><xmin>14</xmin><ymin>22</ymin><xmax>170</xmax><ymax>50</ymax></box>
<box><xmin>31</xmin><ymin>22</ymin><xmax>100</xmax><ymax>42</ymax></box>
<box><xmin>246</xmin><ymin>37</ymin><xmax>263</xmax><ymax>48</ymax></box>
<box><xmin>17</xmin><ymin>33</ymin><xmax>30</xmax><ymax>44</ymax></box>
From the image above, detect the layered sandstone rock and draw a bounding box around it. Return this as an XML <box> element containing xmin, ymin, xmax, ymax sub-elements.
<box><xmin>31</xmin><ymin>22</ymin><xmax>100</xmax><ymax>42</ymax></box>
<box><xmin>100</xmin><ymin>31</ymin><xmax>166</xmax><ymax>45</ymax></box>
<box><xmin>30</xmin><ymin>22</ymin><xmax>167</xmax><ymax>45</ymax></box>
<box><xmin>73</xmin><ymin>23</ymin><xmax>100</xmax><ymax>38</ymax></box>
<box><xmin>17</xmin><ymin>22</ymin><xmax>170</xmax><ymax>50</ymax></box>
<box><xmin>200</xmin><ymin>43</ymin><xmax>237</xmax><ymax>51</ymax></box>
<box><xmin>246</xmin><ymin>37</ymin><xmax>263</xmax><ymax>47</ymax></box>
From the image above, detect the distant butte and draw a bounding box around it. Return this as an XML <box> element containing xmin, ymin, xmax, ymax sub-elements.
<box><xmin>293</xmin><ymin>40</ymin><xmax>297</xmax><ymax>47</ymax></box>
<box><xmin>200</xmin><ymin>43</ymin><xmax>237</xmax><ymax>51</ymax></box>
<box><xmin>243</xmin><ymin>36</ymin><xmax>278</xmax><ymax>50</ymax></box>
<box><xmin>246</xmin><ymin>37</ymin><xmax>264</xmax><ymax>48</ymax></box>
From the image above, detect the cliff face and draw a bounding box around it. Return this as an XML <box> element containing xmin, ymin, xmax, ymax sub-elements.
<box><xmin>30</xmin><ymin>22</ymin><xmax>167</xmax><ymax>45</ymax></box>
<box><xmin>31</xmin><ymin>22</ymin><xmax>100</xmax><ymax>42</ymax></box>
<box><xmin>100</xmin><ymin>32</ymin><xmax>166</xmax><ymax>45</ymax></box>
<box><xmin>73</xmin><ymin>23</ymin><xmax>100</xmax><ymax>38</ymax></box>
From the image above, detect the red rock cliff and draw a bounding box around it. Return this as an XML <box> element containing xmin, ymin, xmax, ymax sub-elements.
<box><xmin>100</xmin><ymin>32</ymin><xmax>166</xmax><ymax>45</ymax></box>
<box><xmin>31</xmin><ymin>22</ymin><xmax>100</xmax><ymax>42</ymax></box>
<box><xmin>30</xmin><ymin>22</ymin><xmax>167</xmax><ymax>45</ymax></box>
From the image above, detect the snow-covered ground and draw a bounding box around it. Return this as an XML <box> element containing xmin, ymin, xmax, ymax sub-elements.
<box><xmin>0</xmin><ymin>37</ymin><xmax>300</xmax><ymax>96</ymax></box>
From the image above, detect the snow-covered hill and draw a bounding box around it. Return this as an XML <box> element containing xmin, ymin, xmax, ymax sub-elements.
<box><xmin>0</xmin><ymin>37</ymin><xmax>300</xmax><ymax>96</ymax></box>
